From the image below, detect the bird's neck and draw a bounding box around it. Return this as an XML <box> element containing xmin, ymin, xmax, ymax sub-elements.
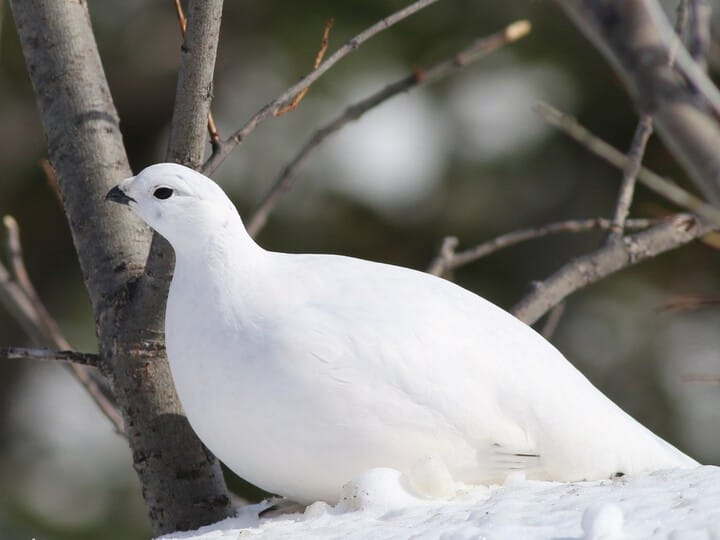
<box><xmin>172</xmin><ymin>217</ymin><xmax>265</xmax><ymax>288</ymax></box>
<box><xmin>168</xmin><ymin>220</ymin><xmax>271</xmax><ymax>347</ymax></box>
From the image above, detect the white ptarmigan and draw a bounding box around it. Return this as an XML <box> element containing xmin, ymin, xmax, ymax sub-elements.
<box><xmin>107</xmin><ymin>163</ymin><xmax>697</xmax><ymax>503</ymax></box>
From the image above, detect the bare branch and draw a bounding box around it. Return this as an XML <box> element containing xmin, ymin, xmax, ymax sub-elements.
<box><xmin>1</xmin><ymin>216</ymin><xmax>124</xmax><ymax>435</ymax></box>
<box><xmin>664</xmin><ymin>11</ymin><xmax>720</xmax><ymax>113</ymax></box>
<box><xmin>173</xmin><ymin>0</ymin><xmax>185</xmax><ymax>31</ymax></box>
<box><xmin>655</xmin><ymin>293</ymin><xmax>720</xmax><ymax>313</ymax></box>
<box><xmin>672</xmin><ymin>0</ymin><xmax>690</xmax><ymax>59</ymax></box>
<box><xmin>608</xmin><ymin>1</ymin><xmax>688</xmax><ymax>241</ymax></box>
<box><xmin>1</xmin><ymin>347</ymin><xmax>100</xmax><ymax>367</ymax></box>
<box><xmin>427</xmin><ymin>236</ymin><xmax>460</xmax><ymax>277</ymax></box>
<box><xmin>541</xmin><ymin>303</ymin><xmax>566</xmax><ymax>339</ymax></box>
<box><xmin>511</xmin><ymin>214</ymin><xmax>711</xmax><ymax>325</ymax></box>
<box><xmin>8</xmin><ymin>168</ymin><xmax>125</xmax><ymax>444</ymax></box>
<box><xmin>0</xmin><ymin>255</ymin><xmax>47</xmax><ymax>344</ymax></box>
<box><xmin>428</xmin><ymin>218</ymin><xmax>654</xmax><ymax>278</ymax></box>
<box><xmin>202</xmin><ymin>0</ymin><xmax>444</xmax><ymax>176</ymax></box>
<box><xmin>687</xmin><ymin>0</ymin><xmax>711</xmax><ymax>69</ymax></box>
<box><xmin>166</xmin><ymin>0</ymin><xmax>223</xmax><ymax>168</ymax></box>
<box><xmin>535</xmin><ymin>103</ymin><xmax>720</xmax><ymax>225</ymax></box>
<box><xmin>4</xmin><ymin>215</ymin><xmax>68</xmax><ymax>346</ymax></box>
<box><xmin>172</xmin><ymin>0</ymin><xmax>221</xmax><ymax>147</ymax></box>
<box><xmin>275</xmin><ymin>18</ymin><xmax>335</xmax><ymax>117</ymax></box>
<box><xmin>246</xmin><ymin>20</ymin><xmax>532</xmax><ymax>236</ymax></box>
<box><xmin>557</xmin><ymin>0</ymin><xmax>720</xmax><ymax>203</ymax></box>
<box><xmin>608</xmin><ymin>116</ymin><xmax>654</xmax><ymax>240</ymax></box>
<box><xmin>682</xmin><ymin>374</ymin><xmax>720</xmax><ymax>384</ymax></box>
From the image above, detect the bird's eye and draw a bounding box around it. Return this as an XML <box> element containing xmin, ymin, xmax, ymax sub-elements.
<box><xmin>153</xmin><ymin>187</ymin><xmax>174</xmax><ymax>200</ymax></box>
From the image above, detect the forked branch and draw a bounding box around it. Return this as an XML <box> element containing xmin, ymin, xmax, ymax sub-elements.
<box><xmin>0</xmin><ymin>216</ymin><xmax>123</xmax><ymax>434</ymax></box>
<box><xmin>557</xmin><ymin>0</ymin><xmax>720</xmax><ymax>203</ymax></box>
<box><xmin>274</xmin><ymin>18</ymin><xmax>335</xmax><ymax>117</ymax></box>
<box><xmin>608</xmin><ymin>115</ymin><xmax>654</xmax><ymax>240</ymax></box>
<box><xmin>4</xmin><ymin>216</ymin><xmax>68</xmax><ymax>345</ymax></box>
<box><xmin>607</xmin><ymin>0</ymin><xmax>688</xmax><ymax>241</ymax></box>
<box><xmin>246</xmin><ymin>19</ymin><xmax>531</xmax><ymax>236</ymax></box>
<box><xmin>535</xmin><ymin>103</ymin><xmax>720</xmax><ymax>225</ymax></box>
<box><xmin>511</xmin><ymin>214</ymin><xmax>711</xmax><ymax>325</ymax></box>
<box><xmin>202</xmin><ymin>0</ymin><xmax>443</xmax><ymax>176</ymax></box>
<box><xmin>427</xmin><ymin>217</ymin><xmax>653</xmax><ymax>277</ymax></box>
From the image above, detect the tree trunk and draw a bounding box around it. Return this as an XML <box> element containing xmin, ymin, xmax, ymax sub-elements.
<box><xmin>8</xmin><ymin>0</ymin><xmax>232</xmax><ymax>534</ymax></box>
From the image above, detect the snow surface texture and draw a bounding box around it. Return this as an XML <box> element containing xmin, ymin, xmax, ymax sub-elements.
<box><xmin>161</xmin><ymin>465</ymin><xmax>720</xmax><ymax>540</ymax></box>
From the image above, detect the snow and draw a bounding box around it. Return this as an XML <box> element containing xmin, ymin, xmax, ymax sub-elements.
<box><xmin>160</xmin><ymin>465</ymin><xmax>720</xmax><ymax>540</ymax></box>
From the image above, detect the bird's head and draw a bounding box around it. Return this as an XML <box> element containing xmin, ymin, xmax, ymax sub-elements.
<box><xmin>106</xmin><ymin>163</ymin><xmax>240</xmax><ymax>251</ymax></box>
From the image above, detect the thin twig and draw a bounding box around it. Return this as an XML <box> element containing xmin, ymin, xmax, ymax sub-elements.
<box><xmin>0</xmin><ymin>257</ymin><xmax>45</xmax><ymax>343</ymax></box>
<box><xmin>1</xmin><ymin>347</ymin><xmax>100</xmax><ymax>367</ymax></box>
<box><xmin>5</xmin><ymin>216</ymin><xmax>34</xmax><ymax>297</ymax></box>
<box><xmin>511</xmin><ymin>214</ymin><xmax>712</xmax><ymax>325</ymax></box>
<box><xmin>173</xmin><ymin>0</ymin><xmax>221</xmax><ymax>147</ymax></box>
<box><xmin>275</xmin><ymin>18</ymin><xmax>335</xmax><ymax>117</ymax></box>
<box><xmin>535</xmin><ymin>102</ymin><xmax>720</xmax><ymax>226</ymax></box>
<box><xmin>558</xmin><ymin>0</ymin><xmax>720</xmax><ymax>203</ymax></box>
<box><xmin>681</xmin><ymin>374</ymin><xmax>720</xmax><ymax>384</ymax></box>
<box><xmin>655</xmin><ymin>294</ymin><xmax>720</xmax><ymax>313</ymax></box>
<box><xmin>687</xmin><ymin>0</ymin><xmax>711</xmax><ymax>69</ymax></box>
<box><xmin>173</xmin><ymin>0</ymin><xmax>186</xmax><ymax>31</ymax></box>
<box><xmin>609</xmin><ymin>116</ymin><xmax>654</xmax><ymax>240</ymax></box>
<box><xmin>246</xmin><ymin>20</ymin><xmax>532</xmax><ymax>236</ymax></box>
<box><xmin>313</xmin><ymin>19</ymin><xmax>335</xmax><ymax>68</ymax></box>
<box><xmin>661</xmin><ymin>8</ymin><xmax>720</xmax><ymax>117</ymax></box>
<box><xmin>427</xmin><ymin>236</ymin><xmax>460</xmax><ymax>277</ymax></box>
<box><xmin>1</xmin><ymin>217</ymin><xmax>60</xmax><ymax>343</ymax></box>
<box><xmin>428</xmin><ymin>217</ymin><xmax>654</xmax><ymax>277</ymax></box>
<box><xmin>608</xmin><ymin>1</ymin><xmax>688</xmax><ymax>241</ymax></box>
<box><xmin>671</xmin><ymin>0</ymin><xmax>690</xmax><ymax>64</ymax></box>
<box><xmin>202</xmin><ymin>0</ymin><xmax>443</xmax><ymax>176</ymax></box>
<box><xmin>541</xmin><ymin>302</ymin><xmax>566</xmax><ymax>339</ymax></box>
<box><xmin>4</xmin><ymin>215</ymin><xmax>67</xmax><ymax>345</ymax></box>
<box><xmin>0</xmin><ymin>216</ymin><xmax>125</xmax><ymax>434</ymax></box>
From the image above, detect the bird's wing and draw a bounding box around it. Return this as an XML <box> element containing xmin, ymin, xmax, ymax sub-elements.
<box><xmin>256</xmin><ymin>252</ymin><xmax>695</xmax><ymax>480</ymax></box>
<box><xmin>256</xmin><ymin>253</ymin><xmax>560</xmax><ymax>474</ymax></box>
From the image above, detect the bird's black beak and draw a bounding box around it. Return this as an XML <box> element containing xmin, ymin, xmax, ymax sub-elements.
<box><xmin>105</xmin><ymin>185</ymin><xmax>135</xmax><ymax>206</ymax></box>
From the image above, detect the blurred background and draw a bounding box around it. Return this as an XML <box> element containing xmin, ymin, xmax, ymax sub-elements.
<box><xmin>1</xmin><ymin>0</ymin><xmax>720</xmax><ymax>538</ymax></box>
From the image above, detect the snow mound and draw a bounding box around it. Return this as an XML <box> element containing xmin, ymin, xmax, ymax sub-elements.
<box><xmin>161</xmin><ymin>466</ymin><xmax>720</xmax><ymax>540</ymax></box>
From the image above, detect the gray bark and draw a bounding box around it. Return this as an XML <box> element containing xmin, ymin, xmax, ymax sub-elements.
<box><xmin>166</xmin><ymin>0</ymin><xmax>223</xmax><ymax>168</ymax></box>
<box><xmin>201</xmin><ymin>0</ymin><xmax>443</xmax><ymax>176</ymax></box>
<box><xmin>688</xmin><ymin>0</ymin><xmax>712</xmax><ymax>69</ymax></box>
<box><xmin>511</xmin><ymin>215</ymin><xmax>707</xmax><ymax>325</ymax></box>
<box><xmin>557</xmin><ymin>0</ymin><xmax>720</xmax><ymax>203</ymax></box>
<box><xmin>1</xmin><ymin>347</ymin><xmax>100</xmax><ymax>367</ymax></box>
<box><xmin>8</xmin><ymin>0</ymin><xmax>231</xmax><ymax>535</ymax></box>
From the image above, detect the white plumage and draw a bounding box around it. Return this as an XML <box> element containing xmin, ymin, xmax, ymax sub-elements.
<box><xmin>108</xmin><ymin>163</ymin><xmax>697</xmax><ymax>503</ymax></box>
